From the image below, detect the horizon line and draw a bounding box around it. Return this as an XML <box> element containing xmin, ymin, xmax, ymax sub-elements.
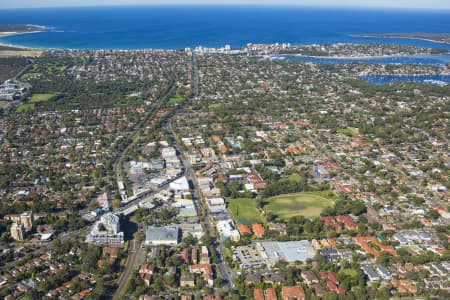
<box><xmin>1</xmin><ymin>4</ymin><xmax>450</xmax><ymax>12</ymax></box>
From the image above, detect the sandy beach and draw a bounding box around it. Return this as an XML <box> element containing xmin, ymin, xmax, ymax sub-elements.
<box><xmin>0</xmin><ymin>29</ymin><xmax>44</xmax><ymax>39</ymax></box>
<box><xmin>0</xmin><ymin>31</ymin><xmax>43</xmax><ymax>56</ymax></box>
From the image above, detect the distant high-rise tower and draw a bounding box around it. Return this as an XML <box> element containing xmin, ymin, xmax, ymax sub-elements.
<box><xmin>11</xmin><ymin>223</ymin><xmax>24</xmax><ymax>241</ymax></box>
<box><xmin>20</xmin><ymin>212</ymin><xmax>33</xmax><ymax>231</ymax></box>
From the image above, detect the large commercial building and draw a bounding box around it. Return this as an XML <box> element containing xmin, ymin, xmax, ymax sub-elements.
<box><xmin>5</xmin><ymin>211</ymin><xmax>33</xmax><ymax>232</ymax></box>
<box><xmin>86</xmin><ymin>213</ymin><xmax>124</xmax><ymax>245</ymax></box>
<box><xmin>145</xmin><ymin>226</ymin><xmax>181</xmax><ymax>246</ymax></box>
<box><xmin>261</xmin><ymin>241</ymin><xmax>316</xmax><ymax>265</ymax></box>
<box><xmin>233</xmin><ymin>240</ymin><xmax>316</xmax><ymax>269</ymax></box>
<box><xmin>169</xmin><ymin>176</ymin><xmax>190</xmax><ymax>193</ymax></box>
<box><xmin>178</xmin><ymin>223</ymin><xmax>204</xmax><ymax>240</ymax></box>
<box><xmin>20</xmin><ymin>212</ymin><xmax>33</xmax><ymax>231</ymax></box>
<box><xmin>206</xmin><ymin>197</ymin><xmax>226</xmax><ymax>214</ymax></box>
<box><xmin>161</xmin><ymin>147</ymin><xmax>177</xmax><ymax>159</ymax></box>
<box><xmin>216</xmin><ymin>219</ymin><xmax>240</xmax><ymax>241</ymax></box>
<box><xmin>10</xmin><ymin>223</ymin><xmax>24</xmax><ymax>241</ymax></box>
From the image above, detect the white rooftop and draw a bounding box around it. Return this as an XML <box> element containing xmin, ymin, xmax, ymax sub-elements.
<box><xmin>169</xmin><ymin>176</ymin><xmax>190</xmax><ymax>192</ymax></box>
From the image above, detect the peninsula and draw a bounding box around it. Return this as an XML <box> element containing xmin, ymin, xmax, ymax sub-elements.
<box><xmin>353</xmin><ymin>33</ymin><xmax>450</xmax><ymax>44</ymax></box>
<box><xmin>0</xmin><ymin>24</ymin><xmax>46</xmax><ymax>36</ymax></box>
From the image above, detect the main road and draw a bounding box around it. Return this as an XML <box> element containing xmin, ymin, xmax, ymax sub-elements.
<box><xmin>114</xmin><ymin>53</ymin><xmax>235</xmax><ymax>297</ymax></box>
<box><xmin>166</xmin><ymin>120</ymin><xmax>234</xmax><ymax>289</ymax></box>
<box><xmin>165</xmin><ymin>52</ymin><xmax>235</xmax><ymax>289</ymax></box>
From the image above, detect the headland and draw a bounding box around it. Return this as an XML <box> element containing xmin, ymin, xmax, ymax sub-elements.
<box><xmin>353</xmin><ymin>33</ymin><xmax>450</xmax><ymax>45</ymax></box>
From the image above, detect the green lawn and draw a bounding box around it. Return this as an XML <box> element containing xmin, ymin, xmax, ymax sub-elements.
<box><xmin>169</xmin><ymin>96</ymin><xmax>186</xmax><ymax>105</ymax></box>
<box><xmin>21</xmin><ymin>72</ymin><xmax>41</xmax><ymax>80</ymax></box>
<box><xmin>341</xmin><ymin>269</ymin><xmax>357</xmax><ymax>277</ymax></box>
<box><xmin>44</xmin><ymin>64</ymin><xmax>66</xmax><ymax>74</ymax></box>
<box><xmin>288</xmin><ymin>173</ymin><xmax>304</xmax><ymax>182</ymax></box>
<box><xmin>29</xmin><ymin>63</ymin><xmax>67</xmax><ymax>75</ymax></box>
<box><xmin>337</xmin><ymin>128</ymin><xmax>356</xmax><ymax>137</ymax></box>
<box><xmin>0</xmin><ymin>102</ymin><xmax>6</xmax><ymax>109</ymax></box>
<box><xmin>55</xmin><ymin>65</ymin><xmax>66</xmax><ymax>72</ymax></box>
<box><xmin>31</xmin><ymin>93</ymin><xmax>57</xmax><ymax>103</ymax></box>
<box><xmin>16</xmin><ymin>103</ymin><xmax>35</xmax><ymax>113</ymax></box>
<box><xmin>264</xmin><ymin>191</ymin><xmax>336</xmax><ymax>220</ymax></box>
<box><xmin>228</xmin><ymin>198</ymin><xmax>266</xmax><ymax>225</ymax></box>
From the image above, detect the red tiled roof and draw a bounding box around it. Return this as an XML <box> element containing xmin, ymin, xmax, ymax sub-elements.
<box><xmin>254</xmin><ymin>289</ymin><xmax>265</xmax><ymax>300</ymax></box>
<box><xmin>248</xmin><ymin>172</ymin><xmax>267</xmax><ymax>189</ymax></box>
<box><xmin>336</xmin><ymin>215</ymin><xmax>359</xmax><ymax>230</ymax></box>
<box><xmin>282</xmin><ymin>286</ymin><xmax>305</xmax><ymax>300</ymax></box>
<box><xmin>266</xmin><ymin>288</ymin><xmax>277</xmax><ymax>300</ymax></box>
<box><xmin>321</xmin><ymin>216</ymin><xmax>335</xmax><ymax>226</ymax></box>
<box><xmin>252</xmin><ymin>223</ymin><xmax>265</xmax><ymax>237</ymax></box>
<box><xmin>327</xmin><ymin>272</ymin><xmax>339</xmax><ymax>285</ymax></box>
<box><xmin>238</xmin><ymin>224</ymin><xmax>252</xmax><ymax>235</ymax></box>
<box><xmin>79</xmin><ymin>289</ymin><xmax>91</xmax><ymax>296</ymax></box>
<box><xmin>327</xmin><ymin>280</ymin><xmax>338</xmax><ymax>291</ymax></box>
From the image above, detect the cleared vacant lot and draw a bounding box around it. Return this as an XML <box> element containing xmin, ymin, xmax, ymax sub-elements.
<box><xmin>265</xmin><ymin>191</ymin><xmax>336</xmax><ymax>220</ymax></box>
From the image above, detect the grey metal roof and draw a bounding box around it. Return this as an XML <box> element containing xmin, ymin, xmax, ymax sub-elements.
<box><xmin>146</xmin><ymin>226</ymin><xmax>180</xmax><ymax>242</ymax></box>
<box><xmin>261</xmin><ymin>240</ymin><xmax>316</xmax><ymax>264</ymax></box>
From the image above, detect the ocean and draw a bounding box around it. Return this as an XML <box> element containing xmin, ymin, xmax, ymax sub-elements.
<box><xmin>0</xmin><ymin>5</ymin><xmax>450</xmax><ymax>50</ymax></box>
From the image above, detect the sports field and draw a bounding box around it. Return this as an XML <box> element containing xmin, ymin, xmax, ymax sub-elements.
<box><xmin>228</xmin><ymin>198</ymin><xmax>266</xmax><ymax>224</ymax></box>
<box><xmin>31</xmin><ymin>93</ymin><xmax>57</xmax><ymax>103</ymax></box>
<box><xmin>264</xmin><ymin>191</ymin><xmax>336</xmax><ymax>220</ymax></box>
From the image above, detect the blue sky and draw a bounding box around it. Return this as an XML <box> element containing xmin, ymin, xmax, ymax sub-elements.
<box><xmin>1</xmin><ymin>0</ymin><xmax>450</xmax><ymax>9</ymax></box>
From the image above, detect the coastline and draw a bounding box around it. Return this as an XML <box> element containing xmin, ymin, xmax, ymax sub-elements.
<box><xmin>0</xmin><ymin>30</ymin><xmax>45</xmax><ymax>56</ymax></box>
<box><xmin>0</xmin><ymin>25</ymin><xmax>47</xmax><ymax>50</ymax></box>
<box><xmin>0</xmin><ymin>31</ymin><xmax>44</xmax><ymax>49</ymax></box>
<box><xmin>278</xmin><ymin>53</ymin><xmax>450</xmax><ymax>60</ymax></box>
<box><xmin>0</xmin><ymin>7</ymin><xmax>449</xmax><ymax>51</ymax></box>
<box><xmin>0</xmin><ymin>28</ymin><xmax>449</xmax><ymax>55</ymax></box>
<box><xmin>352</xmin><ymin>34</ymin><xmax>450</xmax><ymax>45</ymax></box>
